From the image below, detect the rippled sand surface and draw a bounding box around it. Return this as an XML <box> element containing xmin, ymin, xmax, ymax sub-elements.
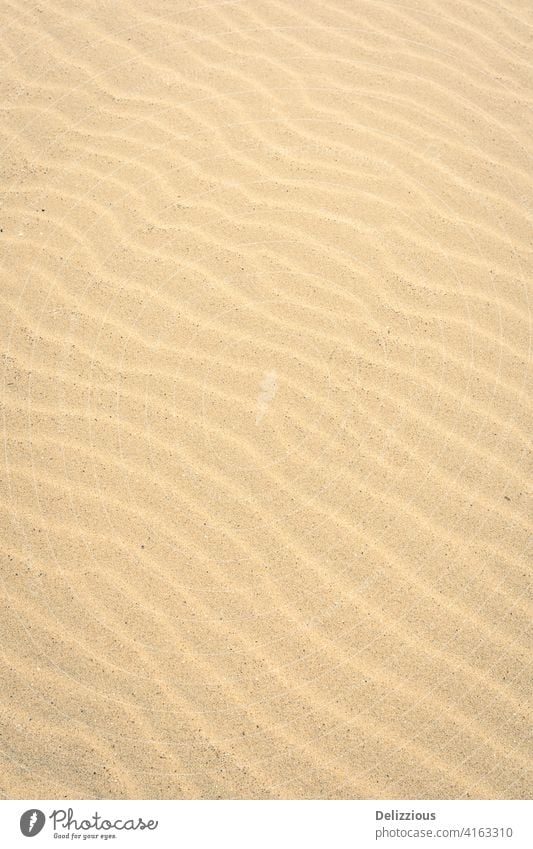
<box><xmin>1</xmin><ymin>0</ymin><xmax>531</xmax><ymax>799</ymax></box>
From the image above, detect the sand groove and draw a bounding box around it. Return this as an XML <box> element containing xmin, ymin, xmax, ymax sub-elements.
<box><xmin>0</xmin><ymin>0</ymin><xmax>531</xmax><ymax>799</ymax></box>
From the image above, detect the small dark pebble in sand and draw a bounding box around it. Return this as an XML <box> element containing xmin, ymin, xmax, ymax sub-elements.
<box><xmin>504</xmin><ymin>495</ymin><xmax>511</xmax><ymax>501</ymax></box>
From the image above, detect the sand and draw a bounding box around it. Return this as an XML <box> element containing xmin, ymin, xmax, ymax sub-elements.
<box><xmin>0</xmin><ymin>0</ymin><xmax>531</xmax><ymax>800</ymax></box>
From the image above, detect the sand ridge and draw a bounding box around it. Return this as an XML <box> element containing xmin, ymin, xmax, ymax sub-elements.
<box><xmin>0</xmin><ymin>0</ymin><xmax>531</xmax><ymax>799</ymax></box>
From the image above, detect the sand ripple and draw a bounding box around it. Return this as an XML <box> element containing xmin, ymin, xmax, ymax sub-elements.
<box><xmin>0</xmin><ymin>0</ymin><xmax>531</xmax><ymax>799</ymax></box>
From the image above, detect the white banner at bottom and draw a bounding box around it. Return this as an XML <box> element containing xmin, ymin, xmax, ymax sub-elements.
<box><xmin>0</xmin><ymin>799</ymin><xmax>530</xmax><ymax>848</ymax></box>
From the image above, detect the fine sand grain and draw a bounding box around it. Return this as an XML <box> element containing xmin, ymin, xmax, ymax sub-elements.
<box><xmin>0</xmin><ymin>0</ymin><xmax>531</xmax><ymax>799</ymax></box>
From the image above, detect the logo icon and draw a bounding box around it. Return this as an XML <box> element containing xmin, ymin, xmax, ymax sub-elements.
<box><xmin>20</xmin><ymin>809</ymin><xmax>46</xmax><ymax>837</ymax></box>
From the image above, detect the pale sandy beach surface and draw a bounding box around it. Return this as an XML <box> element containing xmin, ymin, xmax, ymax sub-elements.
<box><xmin>0</xmin><ymin>0</ymin><xmax>531</xmax><ymax>799</ymax></box>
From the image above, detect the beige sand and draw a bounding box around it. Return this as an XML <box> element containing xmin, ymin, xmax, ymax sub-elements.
<box><xmin>0</xmin><ymin>0</ymin><xmax>531</xmax><ymax>800</ymax></box>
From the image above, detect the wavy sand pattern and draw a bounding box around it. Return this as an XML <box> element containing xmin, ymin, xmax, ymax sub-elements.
<box><xmin>0</xmin><ymin>0</ymin><xmax>531</xmax><ymax>799</ymax></box>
